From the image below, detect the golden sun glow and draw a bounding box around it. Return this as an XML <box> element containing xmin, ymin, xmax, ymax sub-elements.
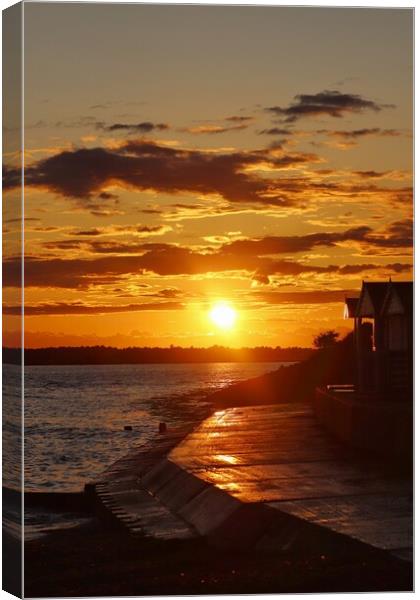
<box><xmin>209</xmin><ymin>302</ymin><xmax>237</xmax><ymax>330</ymax></box>
<box><xmin>8</xmin><ymin>7</ymin><xmax>412</xmax><ymax>351</ymax></box>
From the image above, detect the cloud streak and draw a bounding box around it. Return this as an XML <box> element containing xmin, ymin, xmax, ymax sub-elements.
<box><xmin>3</xmin><ymin>222</ymin><xmax>412</xmax><ymax>289</ymax></box>
<box><xmin>4</xmin><ymin>301</ymin><xmax>184</xmax><ymax>315</ymax></box>
<box><xmin>258</xmin><ymin>127</ymin><xmax>292</xmax><ymax>136</ymax></box>
<box><xmin>317</xmin><ymin>127</ymin><xmax>403</xmax><ymax>140</ymax></box>
<box><xmin>98</xmin><ymin>121</ymin><xmax>169</xmax><ymax>133</ymax></box>
<box><xmin>267</xmin><ymin>90</ymin><xmax>393</xmax><ymax>123</ymax></box>
<box><xmin>40</xmin><ymin>219</ymin><xmax>412</xmax><ymax>258</ymax></box>
<box><xmin>182</xmin><ymin>123</ymin><xmax>248</xmax><ymax>135</ymax></box>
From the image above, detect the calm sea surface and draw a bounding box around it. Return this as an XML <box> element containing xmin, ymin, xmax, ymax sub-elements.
<box><xmin>5</xmin><ymin>362</ymin><xmax>284</xmax><ymax>494</ymax></box>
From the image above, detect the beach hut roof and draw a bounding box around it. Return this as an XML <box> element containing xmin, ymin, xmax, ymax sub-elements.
<box><xmin>381</xmin><ymin>281</ymin><xmax>413</xmax><ymax>316</ymax></box>
<box><xmin>356</xmin><ymin>281</ymin><xmax>389</xmax><ymax>318</ymax></box>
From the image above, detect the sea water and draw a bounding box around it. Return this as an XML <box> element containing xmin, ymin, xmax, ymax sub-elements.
<box><xmin>4</xmin><ymin>361</ymin><xmax>284</xmax><ymax>493</ymax></box>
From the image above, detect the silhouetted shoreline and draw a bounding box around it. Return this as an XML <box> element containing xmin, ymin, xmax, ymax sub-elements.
<box><xmin>3</xmin><ymin>345</ymin><xmax>313</xmax><ymax>366</ymax></box>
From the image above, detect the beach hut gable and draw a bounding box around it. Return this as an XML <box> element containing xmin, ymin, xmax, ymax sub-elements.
<box><xmin>356</xmin><ymin>282</ymin><xmax>390</xmax><ymax>318</ymax></box>
<box><xmin>383</xmin><ymin>289</ymin><xmax>404</xmax><ymax>316</ymax></box>
<box><xmin>357</xmin><ymin>291</ymin><xmax>374</xmax><ymax>317</ymax></box>
<box><xmin>381</xmin><ymin>282</ymin><xmax>412</xmax><ymax>317</ymax></box>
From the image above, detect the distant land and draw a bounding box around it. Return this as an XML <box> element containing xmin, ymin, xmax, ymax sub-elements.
<box><xmin>3</xmin><ymin>345</ymin><xmax>314</xmax><ymax>366</ymax></box>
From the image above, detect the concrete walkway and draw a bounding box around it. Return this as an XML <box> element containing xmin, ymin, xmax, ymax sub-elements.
<box><xmin>91</xmin><ymin>403</ymin><xmax>412</xmax><ymax>560</ymax></box>
<box><xmin>168</xmin><ymin>404</ymin><xmax>412</xmax><ymax>559</ymax></box>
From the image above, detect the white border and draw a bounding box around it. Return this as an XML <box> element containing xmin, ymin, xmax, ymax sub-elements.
<box><xmin>0</xmin><ymin>2</ymin><xmax>416</xmax><ymax>600</ymax></box>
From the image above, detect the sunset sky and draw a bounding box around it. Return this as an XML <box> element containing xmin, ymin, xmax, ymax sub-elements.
<box><xmin>3</xmin><ymin>4</ymin><xmax>413</xmax><ymax>348</ymax></box>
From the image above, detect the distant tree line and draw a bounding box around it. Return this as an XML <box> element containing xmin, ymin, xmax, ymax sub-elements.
<box><xmin>3</xmin><ymin>345</ymin><xmax>314</xmax><ymax>366</ymax></box>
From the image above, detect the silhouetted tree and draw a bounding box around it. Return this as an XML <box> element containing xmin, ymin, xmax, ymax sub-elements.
<box><xmin>313</xmin><ymin>330</ymin><xmax>340</xmax><ymax>349</ymax></box>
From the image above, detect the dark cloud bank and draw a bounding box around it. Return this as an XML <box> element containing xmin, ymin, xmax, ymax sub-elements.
<box><xmin>266</xmin><ymin>90</ymin><xmax>393</xmax><ymax>123</ymax></box>
<box><xmin>3</xmin><ymin>220</ymin><xmax>412</xmax><ymax>292</ymax></box>
<box><xmin>3</xmin><ymin>138</ymin><xmax>410</xmax><ymax>209</ymax></box>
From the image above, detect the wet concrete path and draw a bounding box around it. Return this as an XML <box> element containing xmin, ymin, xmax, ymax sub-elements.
<box><xmin>91</xmin><ymin>403</ymin><xmax>412</xmax><ymax>560</ymax></box>
<box><xmin>169</xmin><ymin>404</ymin><xmax>412</xmax><ymax>559</ymax></box>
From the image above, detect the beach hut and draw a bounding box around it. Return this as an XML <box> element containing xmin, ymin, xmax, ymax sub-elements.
<box><xmin>345</xmin><ymin>280</ymin><xmax>413</xmax><ymax>399</ymax></box>
<box><xmin>381</xmin><ymin>281</ymin><xmax>413</xmax><ymax>395</ymax></box>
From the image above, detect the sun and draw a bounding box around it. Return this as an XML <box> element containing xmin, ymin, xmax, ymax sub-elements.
<box><xmin>209</xmin><ymin>302</ymin><xmax>237</xmax><ymax>330</ymax></box>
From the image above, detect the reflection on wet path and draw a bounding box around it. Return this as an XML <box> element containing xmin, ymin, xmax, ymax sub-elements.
<box><xmin>169</xmin><ymin>403</ymin><xmax>412</xmax><ymax>558</ymax></box>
